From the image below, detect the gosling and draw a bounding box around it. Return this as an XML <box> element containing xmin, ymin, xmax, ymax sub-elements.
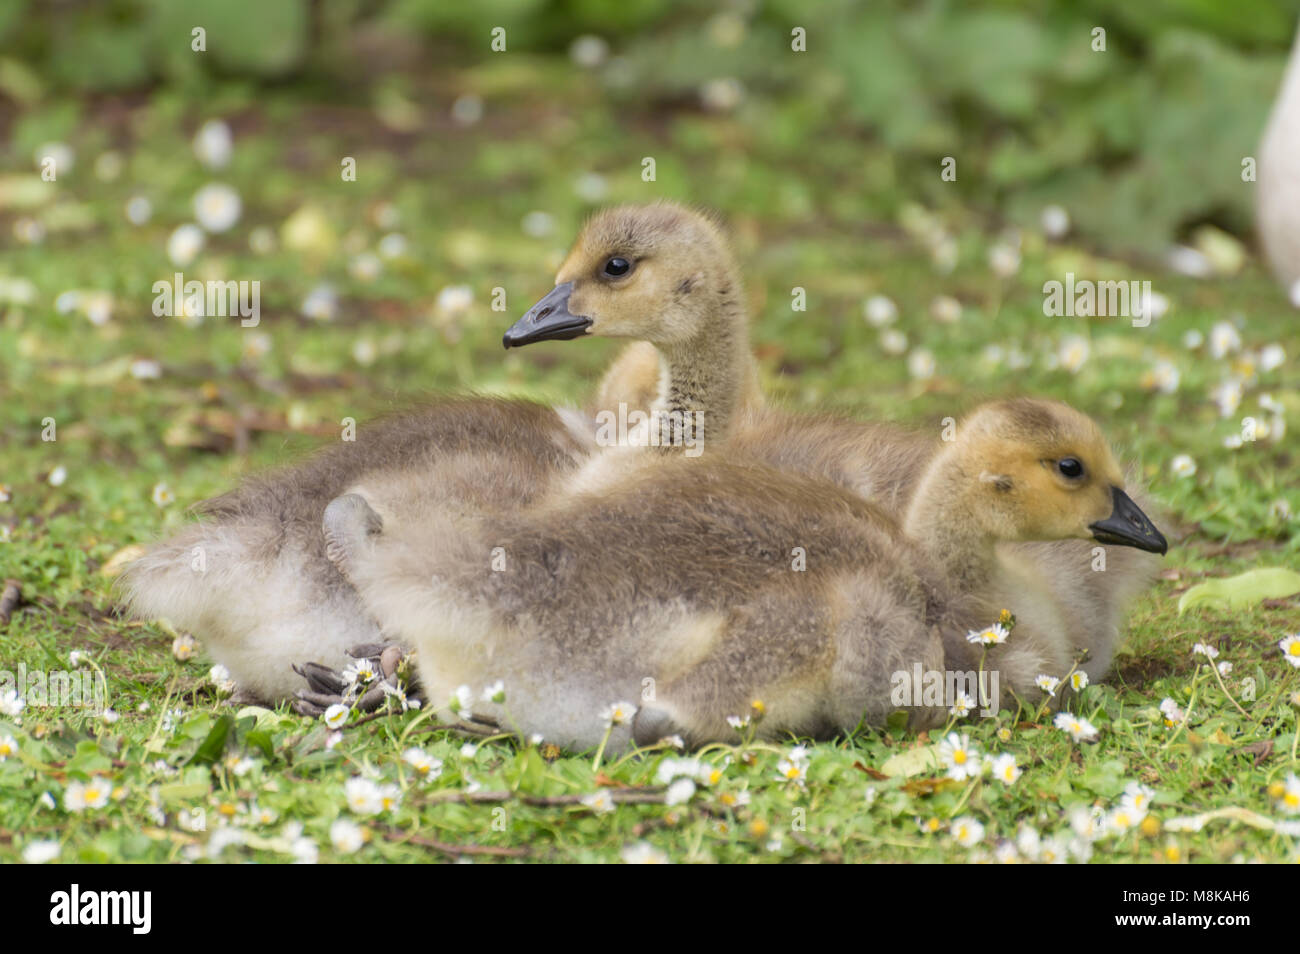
<box><xmin>320</xmin><ymin>398</ymin><xmax>1166</xmax><ymax>751</ymax></box>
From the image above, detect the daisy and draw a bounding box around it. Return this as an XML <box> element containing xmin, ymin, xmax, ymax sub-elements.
<box><xmin>950</xmin><ymin>816</ymin><xmax>985</xmax><ymax>847</ymax></box>
<box><xmin>698</xmin><ymin>762</ymin><xmax>727</xmax><ymax>787</ymax></box>
<box><xmin>459</xmin><ymin>743</ymin><xmax>477</xmax><ymax>759</ymax></box>
<box><xmin>1121</xmin><ymin>781</ymin><xmax>1155</xmax><ymax>817</ymax></box>
<box><xmin>601</xmin><ymin>701</ymin><xmax>636</xmax><ymax>727</ymax></box>
<box><xmin>1106</xmin><ymin>805</ymin><xmax>1140</xmax><ymax>834</ymax></box>
<box><xmin>930</xmin><ymin>295</ymin><xmax>963</xmax><ymax>323</ymax></box>
<box><xmin>1145</xmin><ymin>361</ymin><xmax>1180</xmax><ymax>394</ymax></box>
<box><xmin>434</xmin><ymin>284</ymin><xmax>473</xmax><ymax>318</ymax></box>
<box><xmin>1210</xmin><ymin>380</ymin><xmax>1242</xmax><ymax>418</ymax></box>
<box><xmin>776</xmin><ymin>758</ymin><xmax>808</xmax><ymax>786</ymax></box>
<box><xmin>665</xmin><ymin>778</ymin><xmax>696</xmax><ymax>806</ymax></box>
<box><xmin>1040</xmin><ymin>205</ymin><xmax>1070</xmax><ymax>238</ymax></box>
<box><xmin>193</xmin><ymin>183</ymin><xmax>241</xmax><ymax>232</ymax></box>
<box><xmin>125</xmin><ymin>195</ymin><xmax>152</xmax><ymax>225</ymax></box>
<box><xmin>949</xmin><ymin>693</ymin><xmax>975</xmax><ymax>718</ymax></box>
<box><xmin>481</xmin><ymin>680</ymin><xmax>506</xmax><ymax>704</ymax></box>
<box><xmin>1208</xmin><ymin>321</ymin><xmax>1241</xmax><ymax>359</ymax></box>
<box><xmin>322</xmin><ymin>704</ymin><xmax>349</xmax><ymax>729</ymax></box>
<box><xmin>1216</xmin><ymin>661</ymin><xmax>1233</xmax><ymax>676</ymax></box>
<box><xmin>989</xmin><ymin>753</ymin><xmax>1020</xmax><ymax>785</ymax></box>
<box><xmin>193</xmin><ymin>119</ymin><xmax>232</xmax><ymax>169</ymax></box>
<box><xmin>22</xmin><ymin>840</ymin><xmax>59</xmax><ymax>864</ymax></box>
<box><xmin>988</xmin><ymin>244</ymin><xmax>1020</xmax><ymax>278</ymax></box>
<box><xmin>1259</xmin><ymin>343</ymin><xmax>1286</xmax><ymax>372</ymax></box>
<box><xmin>1057</xmin><ymin>335</ymin><xmax>1090</xmax><ymax>373</ymax></box>
<box><xmin>620</xmin><ymin>841</ymin><xmax>669</xmax><ymax>864</ymax></box>
<box><xmin>251</xmin><ymin>803</ymin><xmax>278</xmax><ymax>826</ymax></box>
<box><xmin>726</xmin><ymin>714</ymin><xmax>750</xmax><ymax>730</ymax></box>
<box><xmin>1279</xmin><ymin>635</ymin><xmax>1300</xmax><ymax>669</ymax></box>
<box><xmin>655</xmin><ymin>757</ymin><xmax>702</xmax><ymax>784</ymax></box>
<box><xmin>34</xmin><ymin>141</ymin><xmax>74</xmax><ymax>176</ymax></box>
<box><xmin>1016</xmin><ymin>824</ymin><xmax>1041</xmax><ymax>861</ymax></box>
<box><xmin>581</xmin><ymin>790</ymin><xmax>615</xmax><ymax>814</ymax></box>
<box><xmin>301</xmin><ymin>284</ymin><xmax>338</xmax><ymax>322</ymax></box>
<box><xmin>64</xmin><ymin>778</ymin><xmax>110</xmax><ymax>812</ymax></box>
<box><xmin>1069</xmin><ymin>671</ymin><xmax>1089</xmax><ymax>691</ymax></box>
<box><xmin>1192</xmin><ymin>642</ymin><xmax>1219</xmax><ymax>661</ymax></box>
<box><xmin>1170</xmin><ymin>455</ymin><xmax>1197</xmax><ymax>478</ymax></box>
<box><xmin>378</xmin><ymin>784</ymin><xmax>401</xmax><ymax>814</ymax></box>
<box><xmin>171</xmin><ymin>633</ymin><xmax>196</xmax><ymax>662</ymax></box>
<box><xmin>378</xmin><ymin>233</ymin><xmax>409</xmax><ymax>259</ymax></box>
<box><xmin>967</xmin><ymin>623</ymin><xmax>1010</xmax><ymax>646</ymax></box>
<box><xmin>907</xmin><ymin>349</ymin><xmax>936</xmax><ymax>380</ymax></box>
<box><xmin>1158</xmin><ymin>697</ymin><xmax>1184</xmax><ymax>727</ymax></box>
<box><xmin>863</xmin><ymin>295</ymin><xmax>897</xmax><ymax>327</ymax></box>
<box><xmin>0</xmin><ymin>735</ymin><xmax>17</xmax><ymax>759</ymax></box>
<box><xmin>1038</xmin><ymin>835</ymin><xmax>1069</xmax><ymax>864</ymax></box>
<box><xmin>938</xmin><ymin>732</ymin><xmax>981</xmax><ymax>781</ymax></box>
<box><xmin>329</xmin><ymin>818</ymin><xmax>363</xmax><ymax>854</ymax></box>
<box><xmin>1035</xmin><ymin>674</ymin><xmax>1060</xmax><ymax>696</ymax></box>
<box><xmin>402</xmin><ymin>747</ymin><xmax>443</xmax><ymax>781</ymax></box>
<box><xmin>344</xmin><ymin>777</ymin><xmax>382</xmax><ymax>816</ymax></box>
<box><xmin>1277</xmin><ymin>773</ymin><xmax>1300</xmax><ymax>814</ymax></box>
<box><xmin>451</xmin><ymin>685</ymin><xmax>474</xmax><ymax>719</ymax></box>
<box><xmin>1054</xmin><ymin>711</ymin><xmax>1099</xmax><ymax>742</ymax></box>
<box><xmin>879</xmin><ymin>329</ymin><xmax>907</xmax><ymax>355</ymax></box>
<box><xmin>1069</xmin><ymin>805</ymin><xmax>1104</xmax><ymax>841</ymax></box>
<box><xmin>342</xmin><ymin>658</ymin><xmax>377</xmax><ymax>686</ymax></box>
<box><xmin>151</xmin><ymin>482</ymin><xmax>174</xmax><ymax>507</ymax></box>
<box><xmin>166</xmin><ymin>224</ymin><xmax>205</xmax><ymax>267</ymax></box>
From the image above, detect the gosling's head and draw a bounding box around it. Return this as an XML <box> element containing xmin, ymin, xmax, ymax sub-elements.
<box><xmin>951</xmin><ymin>398</ymin><xmax>1167</xmax><ymax>554</ymax></box>
<box><xmin>503</xmin><ymin>202</ymin><xmax>740</xmax><ymax>349</ymax></box>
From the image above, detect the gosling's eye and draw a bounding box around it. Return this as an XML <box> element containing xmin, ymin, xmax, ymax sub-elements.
<box><xmin>603</xmin><ymin>257</ymin><xmax>631</xmax><ymax>277</ymax></box>
<box><xmin>1057</xmin><ymin>458</ymin><xmax>1084</xmax><ymax>479</ymax></box>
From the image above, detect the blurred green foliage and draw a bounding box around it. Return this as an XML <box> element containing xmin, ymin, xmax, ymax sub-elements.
<box><xmin>3</xmin><ymin>0</ymin><xmax>1299</xmax><ymax>252</ymax></box>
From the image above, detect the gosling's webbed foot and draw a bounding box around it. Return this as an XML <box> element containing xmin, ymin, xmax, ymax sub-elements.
<box><xmin>290</xmin><ymin>641</ymin><xmax>422</xmax><ymax>719</ymax></box>
<box><xmin>295</xmin><ymin>662</ymin><xmax>348</xmax><ymax>696</ymax></box>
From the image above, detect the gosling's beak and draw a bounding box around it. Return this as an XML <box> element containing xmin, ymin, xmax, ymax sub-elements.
<box><xmin>1089</xmin><ymin>487</ymin><xmax>1168</xmax><ymax>555</ymax></box>
<box><xmin>502</xmin><ymin>282</ymin><xmax>592</xmax><ymax>348</ymax></box>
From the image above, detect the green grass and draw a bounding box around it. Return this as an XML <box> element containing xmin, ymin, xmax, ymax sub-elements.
<box><xmin>1</xmin><ymin>69</ymin><xmax>1298</xmax><ymax>863</ymax></box>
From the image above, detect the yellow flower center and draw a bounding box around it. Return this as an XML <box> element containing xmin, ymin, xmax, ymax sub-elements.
<box><xmin>1288</xmin><ymin>643</ymin><xmax>1300</xmax><ymax>658</ymax></box>
<box><xmin>954</xmin><ymin>750</ymin><xmax>967</xmax><ymax>764</ymax></box>
<box><xmin>1284</xmin><ymin>792</ymin><xmax>1299</xmax><ymax>809</ymax></box>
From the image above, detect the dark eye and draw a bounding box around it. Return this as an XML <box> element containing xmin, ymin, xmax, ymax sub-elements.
<box><xmin>603</xmin><ymin>257</ymin><xmax>630</xmax><ymax>277</ymax></box>
<box><xmin>1057</xmin><ymin>458</ymin><xmax>1084</xmax><ymax>479</ymax></box>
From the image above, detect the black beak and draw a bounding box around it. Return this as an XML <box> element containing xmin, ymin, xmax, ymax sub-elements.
<box><xmin>502</xmin><ymin>282</ymin><xmax>592</xmax><ymax>349</ymax></box>
<box><xmin>1089</xmin><ymin>487</ymin><xmax>1168</xmax><ymax>555</ymax></box>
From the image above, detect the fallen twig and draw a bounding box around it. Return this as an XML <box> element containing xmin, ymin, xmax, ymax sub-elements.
<box><xmin>381</xmin><ymin>829</ymin><xmax>530</xmax><ymax>858</ymax></box>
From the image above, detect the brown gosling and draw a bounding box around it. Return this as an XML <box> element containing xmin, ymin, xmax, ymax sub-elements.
<box><xmin>120</xmin><ymin>202</ymin><xmax>759</xmax><ymax>704</ymax></box>
<box><xmin>511</xmin><ymin>203</ymin><xmax>1164</xmax><ymax>689</ymax></box>
<box><xmin>319</xmin><ymin>398</ymin><xmax>1166</xmax><ymax>752</ymax></box>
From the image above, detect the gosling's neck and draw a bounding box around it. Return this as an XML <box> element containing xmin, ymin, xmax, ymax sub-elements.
<box><xmin>649</xmin><ymin>289</ymin><xmax>753</xmax><ymax>449</ymax></box>
<box><xmin>903</xmin><ymin>451</ymin><xmax>1000</xmax><ymax>592</ymax></box>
